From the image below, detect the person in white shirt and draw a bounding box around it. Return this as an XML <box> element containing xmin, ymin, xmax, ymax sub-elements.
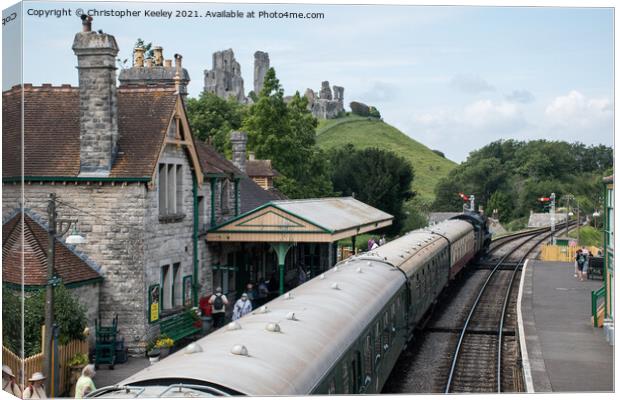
<box><xmin>208</xmin><ymin>287</ymin><xmax>229</xmax><ymax>329</ymax></box>
<box><xmin>232</xmin><ymin>293</ymin><xmax>253</xmax><ymax>321</ymax></box>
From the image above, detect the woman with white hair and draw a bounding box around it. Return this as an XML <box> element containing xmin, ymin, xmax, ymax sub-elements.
<box><xmin>2</xmin><ymin>365</ymin><xmax>22</xmax><ymax>398</ymax></box>
<box><xmin>74</xmin><ymin>364</ymin><xmax>96</xmax><ymax>398</ymax></box>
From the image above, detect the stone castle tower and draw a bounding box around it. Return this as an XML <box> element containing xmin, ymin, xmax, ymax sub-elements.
<box><xmin>203</xmin><ymin>49</ymin><xmax>246</xmax><ymax>102</ymax></box>
<box><xmin>253</xmin><ymin>51</ymin><xmax>270</xmax><ymax>95</ymax></box>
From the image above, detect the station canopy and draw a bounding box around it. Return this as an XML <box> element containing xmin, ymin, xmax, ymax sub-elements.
<box><xmin>206</xmin><ymin>197</ymin><xmax>393</xmax><ymax>243</ymax></box>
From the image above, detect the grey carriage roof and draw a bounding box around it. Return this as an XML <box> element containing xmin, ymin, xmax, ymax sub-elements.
<box><xmin>120</xmin><ymin>219</ymin><xmax>472</xmax><ymax>395</ymax></box>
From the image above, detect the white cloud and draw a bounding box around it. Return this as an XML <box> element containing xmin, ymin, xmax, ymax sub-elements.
<box><xmin>450</xmin><ymin>74</ymin><xmax>495</xmax><ymax>93</ymax></box>
<box><xmin>505</xmin><ymin>89</ymin><xmax>535</xmax><ymax>104</ymax></box>
<box><xmin>545</xmin><ymin>90</ymin><xmax>612</xmax><ymax>128</ymax></box>
<box><xmin>398</xmin><ymin>99</ymin><xmax>529</xmax><ymax>162</ymax></box>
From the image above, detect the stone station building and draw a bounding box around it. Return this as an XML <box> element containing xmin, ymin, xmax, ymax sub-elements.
<box><xmin>2</xmin><ymin>18</ymin><xmax>390</xmax><ymax>354</ymax></box>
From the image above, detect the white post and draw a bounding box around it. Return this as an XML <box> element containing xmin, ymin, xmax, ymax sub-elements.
<box><xmin>550</xmin><ymin>192</ymin><xmax>556</xmax><ymax>244</ymax></box>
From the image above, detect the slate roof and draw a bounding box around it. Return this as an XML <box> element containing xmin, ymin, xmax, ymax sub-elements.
<box><xmin>2</xmin><ymin>84</ymin><xmax>178</xmax><ymax>179</ymax></box>
<box><xmin>238</xmin><ymin>176</ymin><xmax>280</xmax><ymax>214</ymax></box>
<box><xmin>2</xmin><ymin>210</ymin><xmax>103</xmax><ymax>287</ymax></box>
<box><xmin>246</xmin><ymin>159</ymin><xmax>279</xmax><ymax>177</ymax></box>
<box><xmin>195</xmin><ymin>140</ymin><xmax>242</xmax><ymax>177</ymax></box>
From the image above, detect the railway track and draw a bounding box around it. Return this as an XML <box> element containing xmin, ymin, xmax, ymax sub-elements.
<box><xmin>383</xmin><ymin>225</ymin><xmax>569</xmax><ymax>394</ymax></box>
<box><xmin>443</xmin><ymin>229</ymin><xmax>554</xmax><ymax>393</ymax></box>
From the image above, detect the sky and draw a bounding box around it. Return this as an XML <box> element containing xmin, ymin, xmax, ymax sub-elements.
<box><xmin>2</xmin><ymin>0</ymin><xmax>614</xmax><ymax>162</ymax></box>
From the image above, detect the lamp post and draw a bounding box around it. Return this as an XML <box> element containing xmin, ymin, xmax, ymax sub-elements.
<box><xmin>562</xmin><ymin>194</ymin><xmax>575</xmax><ymax>237</ymax></box>
<box><xmin>593</xmin><ymin>210</ymin><xmax>601</xmax><ymax>230</ymax></box>
<box><xmin>43</xmin><ymin>193</ymin><xmax>85</xmax><ymax>396</ymax></box>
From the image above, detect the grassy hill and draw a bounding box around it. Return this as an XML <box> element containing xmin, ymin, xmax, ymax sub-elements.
<box><xmin>316</xmin><ymin>115</ymin><xmax>456</xmax><ymax>203</ymax></box>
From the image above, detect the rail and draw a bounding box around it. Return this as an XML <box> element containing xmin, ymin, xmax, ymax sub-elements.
<box><xmin>496</xmin><ymin>231</ymin><xmax>553</xmax><ymax>391</ymax></box>
<box><xmin>444</xmin><ymin>228</ymin><xmax>553</xmax><ymax>393</ymax></box>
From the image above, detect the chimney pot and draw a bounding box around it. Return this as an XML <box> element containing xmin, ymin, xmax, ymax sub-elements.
<box><xmin>133</xmin><ymin>47</ymin><xmax>145</xmax><ymax>67</ymax></box>
<box><xmin>248</xmin><ymin>152</ymin><xmax>255</xmax><ymax>161</ymax></box>
<box><xmin>164</xmin><ymin>59</ymin><xmax>172</xmax><ymax>68</ymax></box>
<box><xmin>145</xmin><ymin>58</ymin><xmax>153</xmax><ymax>68</ymax></box>
<box><xmin>80</xmin><ymin>14</ymin><xmax>92</xmax><ymax>32</ymax></box>
<box><xmin>153</xmin><ymin>46</ymin><xmax>163</xmax><ymax>66</ymax></box>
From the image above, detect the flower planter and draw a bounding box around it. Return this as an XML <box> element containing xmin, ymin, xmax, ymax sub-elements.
<box><xmin>147</xmin><ymin>349</ymin><xmax>160</xmax><ymax>364</ymax></box>
<box><xmin>158</xmin><ymin>346</ymin><xmax>170</xmax><ymax>358</ymax></box>
<box><xmin>68</xmin><ymin>364</ymin><xmax>86</xmax><ymax>397</ymax></box>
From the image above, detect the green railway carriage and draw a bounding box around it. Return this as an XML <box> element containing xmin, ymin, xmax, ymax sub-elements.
<box><xmin>90</xmin><ymin>215</ymin><xmax>488</xmax><ymax>398</ymax></box>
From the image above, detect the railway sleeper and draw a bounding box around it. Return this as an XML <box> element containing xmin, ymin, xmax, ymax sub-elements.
<box><xmin>475</xmin><ymin>262</ymin><xmax>521</xmax><ymax>270</ymax></box>
<box><xmin>425</xmin><ymin>326</ymin><xmax>516</xmax><ymax>336</ymax></box>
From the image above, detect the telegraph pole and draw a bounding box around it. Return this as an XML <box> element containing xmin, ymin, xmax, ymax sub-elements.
<box><xmin>44</xmin><ymin>193</ymin><xmax>57</xmax><ymax>395</ymax></box>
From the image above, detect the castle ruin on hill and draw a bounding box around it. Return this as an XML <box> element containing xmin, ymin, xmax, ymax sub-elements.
<box><xmin>304</xmin><ymin>81</ymin><xmax>345</xmax><ymax>119</ymax></box>
<box><xmin>203</xmin><ymin>49</ymin><xmax>344</xmax><ymax>119</ymax></box>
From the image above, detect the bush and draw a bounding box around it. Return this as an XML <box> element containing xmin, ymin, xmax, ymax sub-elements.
<box><xmin>350</xmin><ymin>101</ymin><xmax>370</xmax><ymax>117</ymax></box>
<box><xmin>568</xmin><ymin>226</ymin><xmax>603</xmax><ymax>247</ymax></box>
<box><xmin>2</xmin><ymin>284</ymin><xmax>88</xmax><ymax>357</ymax></box>
<box><xmin>369</xmin><ymin>106</ymin><xmax>381</xmax><ymax>118</ymax></box>
<box><xmin>432</xmin><ymin>149</ymin><xmax>445</xmax><ymax>158</ymax></box>
<box><xmin>504</xmin><ymin>217</ymin><xmax>529</xmax><ymax>232</ymax></box>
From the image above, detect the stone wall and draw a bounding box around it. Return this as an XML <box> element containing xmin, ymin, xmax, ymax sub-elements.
<box><xmin>143</xmin><ymin>144</ymin><xmax>196</xmax><ymax>344</ymax></box>
<box><xmin>2</xmin><ymin>182</ymin><xmax>149</xmax><ymax>352</ymax></box>
<box><xmin>70</xmin><ymin>283</ymin><xmax>100</xmax><ymax>347</ymax></box>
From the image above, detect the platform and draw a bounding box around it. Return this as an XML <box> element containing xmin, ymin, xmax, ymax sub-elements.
<box><xmin>519</xmin><ymin>260</ymin><xmax>613</xmax><ymax>392</ymax></box>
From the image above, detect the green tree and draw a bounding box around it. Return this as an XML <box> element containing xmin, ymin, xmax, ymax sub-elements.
<box><xmin>328</xmin><ymin>145</ymin><xmax>414</xmax><ymax>234</ymax></box>
<box><xmin>243</xmin><ymin>68</ymin><xmax>333</xmax><ymax>198</ymax></box>
<box><xmin>2</xmin><ymin>284</ymin><xmax>88</xmax><ymax>357</ymax></box>
<box><xmin>186</xmin><ymin>92</ymin><xmax>246</xmax><ymax>155</ymax></box>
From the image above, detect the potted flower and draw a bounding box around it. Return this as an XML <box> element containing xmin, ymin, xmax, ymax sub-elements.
<box><xmin>189</xmin><ymin>308</ymin><xmax>202</xmax><ymax>329</ymax></box>
<box><xmin>147</xmin><ymin>348</ymin><xmax>161</xmax><ymax>364</ymax></box>
<box><xmin>155</xmin><ymin>335</ymin><xmax>174</xmax><ymax>358</ymax></box>
<box><xmin>67</xmin><ymin>353</ymin><xmax>89</xmax><ymax>397</ymax></box>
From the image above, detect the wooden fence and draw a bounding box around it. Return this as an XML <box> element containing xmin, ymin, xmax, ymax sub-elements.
<box><xmin>540</xmin><ymin>244</ymin><xmax>600</xmax><ymax>262</ymax></box>
<box><xmin>2</xmin><ymin>339</ymin><xmax>88</xmax><ymax>396</ymax></box>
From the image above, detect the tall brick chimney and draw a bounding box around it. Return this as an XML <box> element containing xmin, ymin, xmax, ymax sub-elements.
<box><xmin>230</xmin><ymin>131</ymin><xmax>247</xmax><ymax>173</ymax></box>
<box><xmin>72</xmin><ymin>16</ymin><xmax>119</xmax><ymax>176</ymax></box>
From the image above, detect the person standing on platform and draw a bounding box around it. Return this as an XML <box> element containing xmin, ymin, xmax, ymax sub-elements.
<box><xmin>581</xmin><ymin>246</ymin><xmax>590</xmax><ymax>278</ymax></box>
<box><xmin>23</xmin><ymin>372</ymin><xmax>46</xmax><ymax>399</ymax></box>
<box><xmin>209</xmin><ymin>287</ymin><xmax>229</xmax><ymax>329</ymax></box>
<box><xmin>379</xmin><ymin>235</ymin><xmax>386</xmax><ymax>246</ymax></box>
<box><xmin>74</xmin><ymin>364</ymin><xmax>96</xmax><ymax>399</ymax></box>
<box><xmin>232</xmin><ymin>293</ymin><xmax>252</xmax><ymax>321</ymax></box>
<box><xmin>2</xmin><ymin>365</ymin><xmax>22</xmax><ymax>398</ymax></box>
<box><xmin>576</xmin><ymin>249</ymin><xmax>587</xmax><ymax>281</ymax></box>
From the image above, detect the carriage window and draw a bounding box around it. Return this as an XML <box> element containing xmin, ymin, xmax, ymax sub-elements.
<box><xmin>342</xmin><ymin>363</ymin><xmax>350</xmax><ymax>394</ymax></box>
<box><xmin>352</xmin><ymin>353</ymin><xmax>361</xmax><ymax>393</ymax></box>
<box><xmin>374</xmin><ymin>322</ymin><xmax>382</xmax><ymax>360</ymax></box>
<box><xmin>364</xmin><ymin>335</ymin><xmax>372</xmax><ymax>377</ymax></box>
<box><xmin>328</xmin><ymin>378</ymin><xmax>336</xmax><ymax>395</ymax></box>
<box><xmin>383</xmin><ymin>313</ymin><xmax>390</xmax><ymax>349</ymax></box>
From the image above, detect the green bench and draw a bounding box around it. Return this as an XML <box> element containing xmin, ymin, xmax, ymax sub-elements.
<box><xmin>160</xmin><ymin>312</ymin><xmax>201</xmax><ymax>343</ymax></box>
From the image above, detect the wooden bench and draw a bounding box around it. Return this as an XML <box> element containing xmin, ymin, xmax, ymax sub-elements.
<box><xmin>160</xmin><ymin>312</ymin><xmax>201</xmax><ymax>343</ymax></box>
<box><xmin>587</xmin><ymin>256</ymin><xmax>604</xmax><ymax>280</ymax></box>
